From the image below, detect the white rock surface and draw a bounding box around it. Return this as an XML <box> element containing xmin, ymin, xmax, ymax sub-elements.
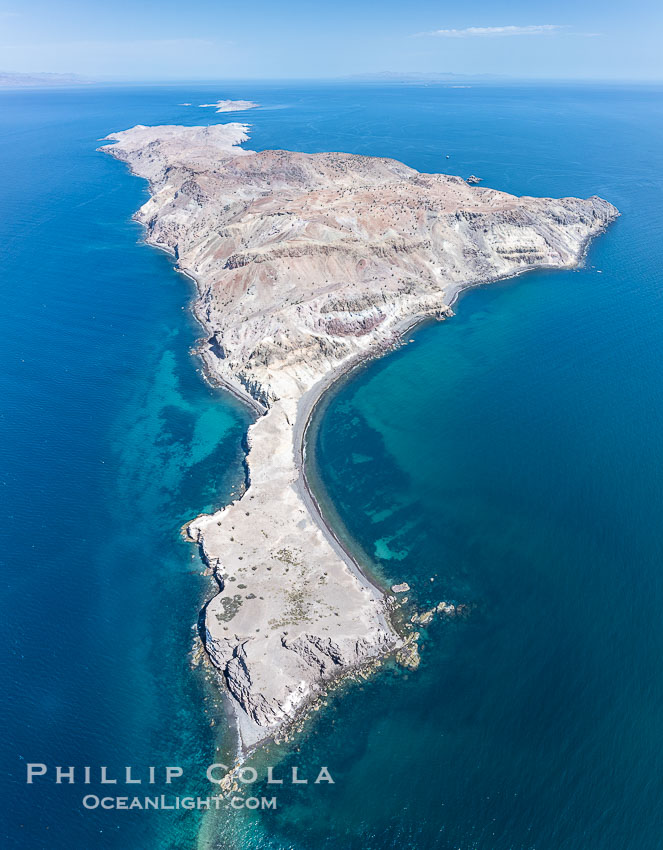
<box><xmin>101</xmin><ymin>123</ymin><xmax>618</xmax><ymax>751</ymax></box>
<box><xmin>199</xmin><ymin>99</ymin><xmax>259</xmax><ymax>113</ymax></box>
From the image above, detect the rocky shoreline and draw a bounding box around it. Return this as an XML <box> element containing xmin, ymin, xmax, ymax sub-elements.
<box><xmin>100</xmin><ymin>121</ymin><xmax>618</xmax><ymax>755</ymax></box>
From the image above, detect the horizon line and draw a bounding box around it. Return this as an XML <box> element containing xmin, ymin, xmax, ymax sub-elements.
<box><xmin>2</xmin><ymin>71</ymin><xmax>663</xmax><ymax>89</ymax></box>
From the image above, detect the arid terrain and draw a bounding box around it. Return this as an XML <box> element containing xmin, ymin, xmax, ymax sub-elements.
<box><xmin>102</xmin><ymin>122</ymin><xmax>618</xmax><ymax>752</ymax></box>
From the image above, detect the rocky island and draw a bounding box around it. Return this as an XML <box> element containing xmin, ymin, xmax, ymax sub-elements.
<box><xmin>100</xmin><ymin>123</ymin><xmax>618</xmax><ymax>753</ymax></box>
<box><xmin>198</xmin><ymin>99</ymin><xmax>259</xmax><ymax>113</ymax></box>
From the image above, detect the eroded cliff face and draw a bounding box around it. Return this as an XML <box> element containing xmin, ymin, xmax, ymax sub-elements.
<box><xmin>101</xmin><ymin>124</ymin><xmax>618</xmax><ymax>750</ymax></box>
<box><xmin>103</xmin><ymin>124</ymin><xmax>616</xmax><ymax>407</ymax></box>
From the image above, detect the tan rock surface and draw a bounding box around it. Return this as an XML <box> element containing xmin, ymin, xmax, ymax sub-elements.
<box><xmin>101</xmin><ymin>123</ymin><xmax>617</xmax><ymax>751</ymax></box>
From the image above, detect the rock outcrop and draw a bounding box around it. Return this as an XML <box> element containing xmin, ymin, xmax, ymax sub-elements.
<box><xmin>199</xmin><ymin>100</ymin><xmax>259</xmax><ymax>113</ymax></box>
<box><xmin>101</xmin><ymin>123</ymin><xmax>618</xmax><ymax>751</ymax></box>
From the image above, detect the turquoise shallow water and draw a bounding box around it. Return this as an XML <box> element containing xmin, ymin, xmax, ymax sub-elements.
<box><xmin>1</xmin><ymin>82</ymin><xmax>662</xmax><ymax>849</ymax></box>
<box><xmin>0</xmin><ymin>86</ymin><xmax>255</xmax><ymax>849</ymax></box>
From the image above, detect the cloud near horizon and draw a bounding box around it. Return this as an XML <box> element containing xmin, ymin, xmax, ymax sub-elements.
<box><xmin>424</xmin><ymin>25</ymin><xmax>564</xmax><ymax>38</ymax></box>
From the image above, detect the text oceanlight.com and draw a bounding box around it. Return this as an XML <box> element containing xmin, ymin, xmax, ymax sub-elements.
<box><xmin>81</xmin><ymin>794</ymin><xmax>277</xmax><ymax>811</ymax></box>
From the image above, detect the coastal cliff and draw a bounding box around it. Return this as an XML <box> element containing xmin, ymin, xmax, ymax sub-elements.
<box><xmin>101</xmin><ymin>123</ymin><xmax>618</xmax><ymax>751</ymax></box>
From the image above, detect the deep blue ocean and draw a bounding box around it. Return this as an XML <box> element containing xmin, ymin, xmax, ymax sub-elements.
<box><xmin>1</xmin><ymin>82</ymin><xmax>662</xmax><ymax>849</ymax></box>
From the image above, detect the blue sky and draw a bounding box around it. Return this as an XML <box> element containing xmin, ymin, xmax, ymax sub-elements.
<box><xmin>1</xmin><ymin>0</ymin><xmax>661</xmax><ymax>81</ymax></box>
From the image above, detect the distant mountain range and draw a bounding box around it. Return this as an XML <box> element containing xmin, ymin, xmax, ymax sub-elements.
<box><xmin>0</xmin><ymin>72</ymin><xmax>92</xmax><ymax>88</ymax></box>
<box><xmin>0</xmin><ymin>70</ymin><xmax>506</xmax><ymax>89</ymax></box>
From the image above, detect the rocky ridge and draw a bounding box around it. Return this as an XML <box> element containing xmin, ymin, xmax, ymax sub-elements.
<box><xmin>101</xmin><ymin>123</ymin><xmax>618</xmax><ymax>751</ymax></box>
